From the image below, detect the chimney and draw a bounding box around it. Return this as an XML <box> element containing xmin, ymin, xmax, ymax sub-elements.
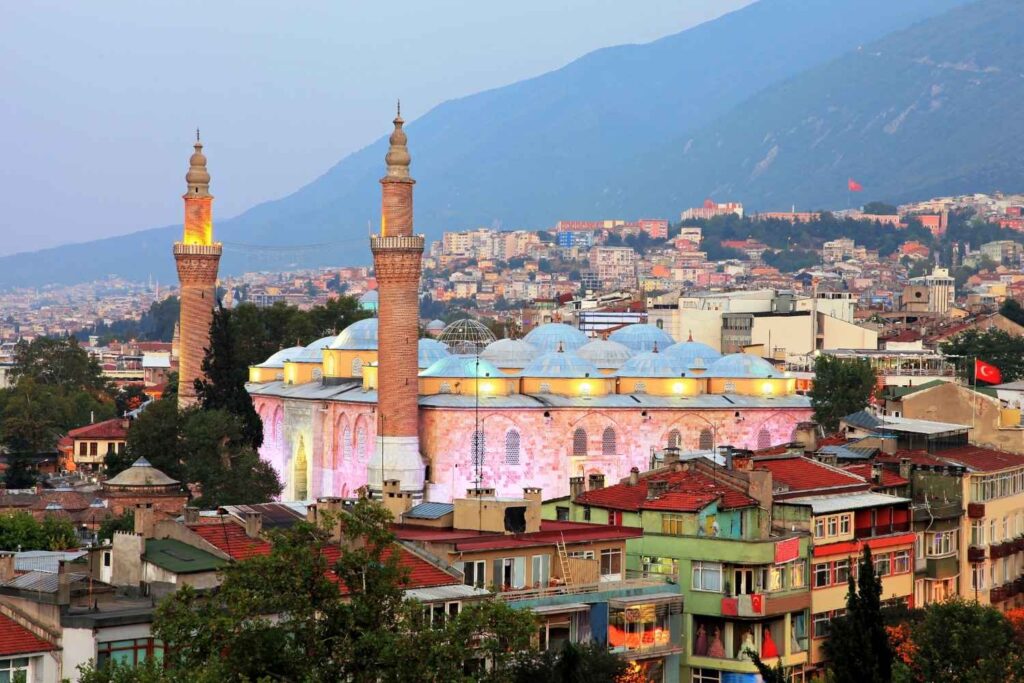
<box><xmin>628</xmin><ymin>467</ymin><xmax>640</xmax><ymax>486</ymax></box>
<box><xmin>880</xmin><ymin>435</ymin><xmax>897</xmax><ymax>456</ymax></box>
<box><xmin>718</xmin><ymin>445</ymin><xmax>734</xmax><ymax>470</ymax></box>
<box><xmin>731</xmin><ymin>455</ymin><xmax>753</xmax><ymax>472</ymax></box>
<box><xmin>133</xmin><ymin>503</ymin><xmax>155</xmax><ymax>539</ymax></box>
<box><xmin>466</xmin><ymin>487</ymin><xmax>495</xmax><ymax>499</ymax></box>
<box><xmin>647</xmin><ymin>480</ymin><xmax>669</xmax><ymax>500</ymax></box>
<box><xmin>663</xmin><ymin>447</ymin><xmax>681</xmax><ymax>466</ymax></box>
<box><xmin>57</xmin><ymin>560</ymin><xmax>71</xmax><ymax>606</ymax></box>
<box><xmin>0</xmin><ymin>551</ymin><xmax>14</xmax><ymax>582</ymax></box>
<box><xmin>899</xmin><ymin>458</ymin><xmax>912</xmax><ymax>481</ymax></box>
<box><xmin>793</xmin><ymin>422</ymin><xmax>819</xmax><ymax>453</ymax></box>
<box><xmin>588</xmin><ymin>473</ymin><xmax>605</xmax><ymax>491</ymax></box>
<box><xmin>382</xmin><ymin>479</ymin><xmax>413</xmax><ymax>520</ymax></box>
<box><xmin>523</xmin><ymin>487</ymin><xmax>542</xmax><ymax>504</ymax></box>
<box><xmin>183</xmin><ymin>507</ymin><xmax>200</xmax><ymax>525</ymax></box>
<box><xmin>569</xmin><ymin>477</ymin><xmax>585</xmax><ymax>502</ymax></box>
<box><xmin>309</xmin><ymin>497</ymin><xmax>344</xmax><ymax>542</ymax></box>
<box><xmin>242</xmin><ymin>511</ymin><xmax>262</xmax><ymax>539</ymax></box>
<box><xmin>871</xmin><ymin>465</ymin><xmax>882</xmax><ymax>485</ymax></box>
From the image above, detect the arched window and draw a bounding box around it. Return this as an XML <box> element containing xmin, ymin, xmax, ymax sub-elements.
<box><xmin>634</xmin><ymin>382</ymin><xmax>647</xmax><ymax>394</ymax></box>
<box><xmin>439</xmin><ymin>382</ymin><xmax>452</xmax><ymax>394</ymax></box>
<box><xmin>343</xmin><ymin>426</ymin><xmax>352</xmax><ymax>462</ymax></box>
<box><xmin>312</xmin><ymin>368</ymin><xmax>322</xmax><ymax>381</ymax></box>
<box><xmin>294</xmin><ymin>438</ymin><xmax>308</xmax><ymax>501</ymax></box>
<box><xmin>356</xmin><ymin>424</ymin><xmax>367</xmax><ymax>461</ymax></box>
<box><xmin>602</xmin><ymin>427</ymin><xmax>617</xmax><ymax>455</ymax></box>
<box><xmin>667</xmin><ymin>429</ymin><xmax>681</xmax><ymax>449</ymax></box>
<box><xmin>724</xmin><ymin>381</ymin><xmax>735</xmax><ymax>393</ymax></box>
<box><xmin>472</xmin><ymin>430</ymin><xmax>486</xmax><ymax>469</ymax></box>
<box><xmin>539</xmin><ymin>383</ymin><xmax>551</xmax><ymax>394</ymax></box>
<box><xmin>699</xmin><ymin>428</ymin><xmax>714</xmax><ymax>450</ymax></box>
<box><xmin>573</xmin><ymin>428</ymin><xmax>588</xmax><ymax>457</ymax></box>
<box><xmin>352</xmin><ymin>357</ymin><xmax>363</xmax><ymax>378</ymax></box>
<box><xmin>757</xmin><ymin>428</ymin><xmax>772</xmax><ymax>450</ymax></box>
<box><xmin>505</xmin><ymin>430</ymin><xmax>521</xmax><ymax>465</ymax></box>
<box><xmin>273</xmin><ymin>411</ymin><xmax>284</xmax><ymax>448</ymax></box>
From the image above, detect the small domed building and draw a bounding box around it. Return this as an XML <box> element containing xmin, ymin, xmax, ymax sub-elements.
<box><xmin>101</xmin><ymin>457</ymin><xmax>188</xmax><ymax>517</ymax></box>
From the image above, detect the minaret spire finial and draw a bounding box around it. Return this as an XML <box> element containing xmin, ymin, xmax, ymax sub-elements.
<box><xmin>384</xmin><ymin>104</ymin><xmax>411</xmax><ymax>179</ymax></box>
<box><xmin>396</xmin><ymin>99</ymin><xmax>401</xmax><ymax>118</ymax></box>
<box><xmin>196</xmin><ymin>127</ymin><xmax>200</xmax><ymax>142</ymax></box>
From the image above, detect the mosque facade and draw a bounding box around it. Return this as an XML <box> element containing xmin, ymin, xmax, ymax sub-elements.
<box><xmin>246</xmin><ymin>116</ymin><xmax>813</xmax><ymax>503</ymax></box>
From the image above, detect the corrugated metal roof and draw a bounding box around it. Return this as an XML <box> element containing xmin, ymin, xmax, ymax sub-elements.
<box><xmin>403</xmin><ymin>502</ymin><xmax>454</xmax><ymax>520</ymax></box>
<box><xmin>786</xmin><ymin>492</ymin><xmax>911</xmax><ymax>514</ymax></box>
<box><xmin>14</xmin><ymin>550</ymin><xmax>87</xmax><ymax>574</ymax></box>
<box><xmin>4</xmin><ymin>571</ymin><xmax>87</xmax><ymax>593</ymax></box>
<box><xmin>219</xmin><ymin>503</ymin><xmax>304</xmax><ymax>529</ymax></box>
<box><xmin>403</xmin><ymin>584</ymin><xmax>490</xmax><ymax>602</ymax></box>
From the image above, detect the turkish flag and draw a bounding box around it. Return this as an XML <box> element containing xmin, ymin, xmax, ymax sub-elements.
<box><xmin>976</xmin><ymin>359</ymin><xmax>1003</xmax><ymax>384</ymax></box>
<box><xmin>848</xmin><ymin>178</ymin><xmax>864</xmax><ymax>192</ymax></box>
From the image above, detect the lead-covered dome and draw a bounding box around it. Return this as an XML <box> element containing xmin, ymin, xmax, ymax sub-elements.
<box><xmin>608</xmin><ymin>324</ymin><xmax>675</xmax><ymax>353</ymax></box>
<box><xmin>296</xmin><ymin>336</ymin><xmax>335</xmax><ymax>362</ymax></box>
<box><xmin>255</xmin><ymin>346</ymin><xmax>306</xmax><ymax>368</ymax></box>
<box><xmin>521</xmin><ymin>350</ymin><xmax>600</xmax><ymax>378</ymax></box>
<box><xmin>420</xmin><ymin>355</ymin><xmax>504</xmax><ymax>378</ymax></box>
<box><xmin>706</xmin><ymin>353</ymin><xmax>783</xmax><ymax>378</ymax></box>
<box><xmin>617</xmin><ymin>351</ymin><xmax>688</xmax><ymax>378</ymax></box>
<box><xmin>577</xmin><ymin>339</ymin><xmax>634</xmax><ymax>370</ymax></box>
<box><xmin>480</xmin><ymin>339</ymin><xmax>540</xmax><ymax>368</ymax></box>
<box><xmin>330</xmin><ymin>318</ymin><xmax>378</xmax><ymax>350</ymax></box>
<box><xmin>523</xmin><ymin>323</ymin><xmax>587</xmax><ymax>353</ymax></box>
<box><xmin>418</xmin><ymin>338</ymin><xmax>451</xmax><ymax>369</ymax></box>
<box><xmin>664</xmin><ymin>340</ymin><xmax>722</xmax><ymax>368</ymax></box>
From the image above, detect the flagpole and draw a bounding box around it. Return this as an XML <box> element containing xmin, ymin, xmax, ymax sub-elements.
<box><xmin>972</xmin><ymin>356</ymin><xmax>977</xmax><ymax>438</ymax></box>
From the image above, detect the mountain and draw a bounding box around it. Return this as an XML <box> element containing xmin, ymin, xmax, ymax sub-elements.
<box><xmin>0</xmin><ymin>0</ymin><xmax>969</xmax><ymax>288</ymax></box>
<box><xmin>617</xmin><ymin>0</ymin><xmax>1024</xmax><ymax>214</ymax></box>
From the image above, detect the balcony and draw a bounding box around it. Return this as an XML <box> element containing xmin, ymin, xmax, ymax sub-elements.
<box><xmin>721</xmin><ymin>591</ymin><xmax>811</xmax><ymax>619</ymax></box>
<box><xmin>968</xmin><ymin>546</ymin><xmax>986</xmax><ymax>563</ymax></box>
<box><xmin>968</xmin><ymin>503</ymin><xmax>986</xmax><ymax>519</ymax></box>
<box><xmin>498</xmin><ymin>570</ymin><xmax>677</xmax><ymax>603</ymax></box>
<box><xmin>853</xmin><ymin>521</ymin><xmax>912</xmax><ymax>540</ymax></box>
<box><xmin>990</xmin><ymin>542</ymin><xmax>1013</xmax><ymax>560</ymax></box>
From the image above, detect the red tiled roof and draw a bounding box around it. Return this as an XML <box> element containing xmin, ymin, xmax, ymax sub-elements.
<box><xmin>925</xmin><ymin>446</ymin><xmax>1024</xmax><ymax>473</ymax></box>
<box><xmin>817</xmin><ymin>436</ymin><xmax>849</xmax><ymax>447</ymax></box>
<box><xmin>320</xmin><ymin>544</ymin><xmax>458</xmax><ymax>593</ymax></box>
<box><xmin>0</xmin><ymin>614</ymin><xmax>55</xmax><ymax>656</ymax></box>
<box><xmin>755</xmin><ymin>456</ymin><xmax>868</xmax><ymax>496</ymax></box>
<box><xmin>67</xmin><ymin>418</ymin><xmax>128</xmax><ymax>441</ymax></box>
<box><xmin>392</xmin><ymin>520</ymin><xmax>643</xmax><ymax>552</ymax></box>
<box><xmin>190</xmin><ymin>521</ymin><xmax>272</xmax><ymax>561</ymax></box>
<box><xmin>877</xmin><ymin>450</ymin><xmax>952</xmax><ymax>468</ymax></box>
<box><xmin>575</xmin><ymin>470</ymin><xmax>757</xmax><ymax>513</ymax></box>
<box><xmin>843</xmin><ymin>464</ymin><xmax>910</xmax><ymax>488</ymax></box>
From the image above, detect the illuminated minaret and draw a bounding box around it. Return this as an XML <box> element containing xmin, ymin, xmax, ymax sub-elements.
<box><xmin>174</xmin><ymin>131</ymin><xmax>222</xmax><ymax>408</ymax></box>
<box><xmin>368</xmin><ymin>104</ymin><xmax>425</xmax><ymax>497</ymax></box>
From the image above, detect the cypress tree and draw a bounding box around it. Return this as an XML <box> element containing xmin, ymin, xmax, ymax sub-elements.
<box><xmin>824</xmin><ymin>545</ymin><xmax>893</xmax><ymax>683</ymax></box>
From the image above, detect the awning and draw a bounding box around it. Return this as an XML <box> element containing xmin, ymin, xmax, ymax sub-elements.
<box><xmin>530</xmin><ymin>603</ymin><xmax>591</xmax><ymax>615</ymax></box>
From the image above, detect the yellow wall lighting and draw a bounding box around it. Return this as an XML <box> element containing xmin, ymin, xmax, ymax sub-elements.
<box><xmin>761</xmin><ymin>381</ymin><xmax>774</xmax><ymax>395</ymax></box>
<box><xmin>480</xmin><ymin>381</ymin><xmax>494</xmax><ymax>395</ymax></box>
<box><xmin>672</xmin><ymin>382</ymin><xmax>685</xmax><ymax>394</ymax></box>
<box><xmin>579</xmin><ymin>382</ymin><xmax>592</xmax><ymax>396</ymax></box>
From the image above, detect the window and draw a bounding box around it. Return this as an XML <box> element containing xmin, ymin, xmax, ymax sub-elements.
<box><xmin>724</xmin><ymin>381</ymin><xmax>736</xmax><ymax>393</ymax></box>
<box><xmin>972</xmin><ymin>564</ymin><xmax>986</xmax><ymax>591</ymax></box>
<box><xmin>768</xmin><ymin>565</ymin><xmax>785</xmax><ymax>592</ymax></box>
<box><xmin>342</xmin><ymin>426</ymin><xmax>352</xmax><ymax>462</ymax></box>
<box><xmin>834</xmin><ymin>559</ymin><xmax>850</xmax><ymax>584</ymax></box>
<box><xmin>351</xmin><ymin>357</ymin><xmax>363</xmax><ymax>377</ymax></box>
<box><xmin>874</xmin><ymin>554</ymin><xmax>891</xmax><ymax>577</ymax></box>
<box><xmin>425</xmin><ymin>601</ymin><xmax>461</xmax><ymax>627</ymax></box>
<box><xmin>103</xmin><ymin>552</ymin><xmax>111</xmax><ymax>568</ymax></box>
<box><xmin>600</xmin><ymin>549</ymin><xmax>622</xmax><ymax>579</ymax></box>
<box><xmin>971</xmin><ymin>520</ymin><xmax>986</xmax><ymax>547</ymax></box>
<box><xmin>89</xmin><ymin>442</ymin><xmax>98</xmax><ymax>456</ymax></box>
<box><xmin>813</xmin><ymin>612</ymin><xmax>832</xmax><ymax>639</ymax></box>
<box><xmin>532</xmin><ymin>554</ymin><xmax>551</xmax><ymax>587</ymax></box>
<box><xmin>692</xmin><ymin>668</ymin><xmax>722</xmax><ymax>683</ymax></box>
<box><xmin>692</xmin><ymin>561</ymin><xmax>723</xmax><ymax>592</ymax></box>
<box><xmin>928</xmin><ymin>530</ymin><xmax>957</xmax><ymax>557</ymax></box>
<box><xmin>356</xmin><ymin>424</ymin><xmax>367</xmax><ymax>461</ymax></box>
<box><xmin>556</xmin><ymin>506</ymin><xmax>569</xmax><ymax>522</ymax></box>
<box><xmin>96</xmin><ymin>638</ymin><xmax>165</xmax><ymax>668</ymax></box>
<box><xmin>493</xmin><ymin>557</ymin><xmax>526</xmax><ymax>590</ymax></box>
<box><xmin>916</xmin><ymin>532</ymin><xmax>925</xmax><ymax>560</ymax></box>
<box><xmin>539</xmin><ymin>382</ymin><xmax>551</xmax><ymax>394</ymax></box>
<box><xmin>667</xmin><ymin>429</ymin><xmax>681</xmax><ymax>449</ymax></box>
<box><xmin>459</xmin><ymin>560</ymin><xmax>485</xmax><ymax>588</ymax></box>
<box><xmin>827</xmin><ymin>517</ymin><xmax>838</xmax><ymax>536</ymax></box>
<box><xmin>601</xmin><ymin>427</ymin><xmax>616</xmax><ymax>455</ymax></box>
<box><xmin>757</xmin><ymin>428</ymin><xmax>771</xmax><ymax>450</ymax></box>
<box><xmin>634</xmin><ymin>382</ymin><xmax>646</xmax><ymax>394</ymax></box>
<box><xmin>572</xmin><ymin>428</ymin><xmax>587</xmax><ymax>457</ymax></box>
<box><xmin>814</xmin><ymin>518</ymin><xmax>825</xmax><ymax>538</ymax></box>
<box><xmin>567</xmin><ymin>550</ymin><xmax>595</xmax><ymax>560</ymax></box>
<box><xmin>504</xmin><ymin>430</ymin><xmax>521</xmax><ymax>465</ymax></box>
<box><xmin>699</xmin><ymin>428</ymin><xmax>714</xmax><ymax>450</ymax></box>
<box><xmin>79</xmin><ymin>442</ymin><xmax>87</xmax><ymax>456</ymax></box>
<box><xmin>472</xmin><ymin>430</ymin><xmax>485</xmax><ymax>469</ymax></box>
<box><xmin>1004</xmin><ymin>516</ymin><xmax>1010</xmax><ymax>540</ymax></box>
<box><xmin>439</xmin><ymin>381</ymin><xmax>451</xmax><ymax>394</ymax></box>
<box><xmin>840</xmin><ymin>515</ymin><xmax>851</xmax><ymax>535</ymax></box>
<box><xmin>790</xmin><ymin>561</ymin><xmax>805</xmax><ymax>588</ymax></box>
<box><xmin>0</xmin><ymin>658</ymin><xmax>30</xmax><ymax>683</ymax></box>
<box><xmin>661</xmin><ymin>513</ymin><xmax>685</xmax><ymax>536</ymax></box>
<box><xmin>814</xmin><ymin>563</ymin><xmax>831</xmax><ymax>588</ymax></box>
<box><xmin>893</xmin><ymin>550</ymin><xmax>910</xmax><ymax>574</ymax></box>
<box><xmin>991</xmin><ymin>519</ymin><xmax>998</xmax><ymax>544</ymax></box>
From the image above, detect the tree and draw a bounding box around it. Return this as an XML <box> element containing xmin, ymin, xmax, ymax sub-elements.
<box><xmin>0</xmin><ymin>512</ymin><xmax>78</xmax><ymax>551</ymax></box>
<box><xmin>1000</xmin><ymin>298</ymin><xmax>1024</xmax><ymax>327</ymax></box>
<box><xmin>862</xmin><ymin>201</ymin><xmax>899</xmax><ymax>215</ymax></box>
<box><xmin>194</xmin><ymin>305</ymin><xmax>263</xmax><ymax>449</ymax></box>
<box><xmin>824</xmin><ymin>546</ymin><xmax>892</xmax><ymax>683</ymax></box>
<box><xmin>115</xmin><ymin>384</ymin><xmax>149</xmax><ymax>416</ymax></box>
<box><xmin>911</xmin><ymin>599</ymin><xmax>1017</xmax><ymax>683</ymax></box>
<box><xmin>941</xmin><ymin>328</ymin><xmax>1024</xmax><ymax>383</ymax></box>
<box><xmin>745</xmin><ymin>648</ymin><xmax>789</xmax><ymax>683</ymax></box>
<box><xmin>10</xmin><ymin>336</ymin><xmax>108</xmax><ymax>392</ymax></box>
<box><xmin>97</xmin><ymin>511</ymin><xmax>134</xmax><ymax>543</ymax></box>
<box><xmin>3</xmin><ymin>453</ymin><xmax>38</xmax><ymax>489</ymax></box>
<box><xmin>146</xmin><ymin>498</ymin><xmax>536</xmax><ymax>681</ymax></box>
<box><xmin>512</xmin><ymin>641</ymin><xmax>636</xmax><ymax>683</ymax></box>
<box><xmin>809</xmin><ymin>355</ymin><xmax>877</xmax><ymax>433</ymax></box>
<box><xmin>114</xmin><ymin>398</ymin><xmax>183</xmax><ymax>479</ymax></box>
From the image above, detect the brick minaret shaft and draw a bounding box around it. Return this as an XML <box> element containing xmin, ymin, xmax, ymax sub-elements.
<box><xmin>369</xmin><ymin>106</ymin><xmax>425</xmax><ymax>496</ymax></box>
<box><xmin>174</xmin><ymin>133</ymin><xmax>222</xmax><ymax>409</ymax></box>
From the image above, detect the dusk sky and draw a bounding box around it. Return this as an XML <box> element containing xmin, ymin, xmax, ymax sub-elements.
<box><xmin>1</xmin><ymin>0</ymin><xmax>751</xmax><ymax>256</ymax></box>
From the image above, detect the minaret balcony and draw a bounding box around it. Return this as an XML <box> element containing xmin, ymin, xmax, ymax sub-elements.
<box><xmin>173</xmin><ymin>242</ymin><xmax>223</xmax><ymax>256</ymax></box>
<box><xmin>371</xmin><ymin>235</ymin><xmax>425</xmax><ymax>252</ymax></box>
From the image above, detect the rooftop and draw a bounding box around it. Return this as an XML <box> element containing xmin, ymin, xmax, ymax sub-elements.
<box><xmin>0</xmin><ymin>613</ymin><xmax>55</xmax><ymax>657</ymax></box>
<box><xmin>754</xmin><ymin>455</ymin><xmax>868</xmax><ymax>496</ymax></box>
<box><xmin>843</xmin><ymin>463</ymin><xmax>909</xmax><ymax>488</ymax></box>
<box><xmin>842</xmin><ymin>410</ymin><xmax>970</xmax><ymax>436</ymax></box>
<box><xmin>575</xmin><ymin>469</ymin><xmax>757</xmax><ymax>513</ymax></box>
<box><xmin>189</xmin><ymin>520</ymin><xmax>272</xmax><ymax>561</ymax></box>
<box><xmin>785</xmin><ymin>492</ymin><xmax>911</xmax><ymax>514</ymax></box>
<box><xmin>67</xmin><ymin>418</ymin><xmax>127</xmax><ymax>441</ymax></box>
<box><xmin>392</xmin><ymin>520</ymin><xmax>643</xmax><ymax>552</ymax></box>
<box><xmin>144</xmin><ymin>538</ymin><xmax>227</xmax><ymax>574</ymax></box>
<box><xmin>928</xmin><ymin>445</ymin><xmax>1024</xmax><ymax>473</ymax></box>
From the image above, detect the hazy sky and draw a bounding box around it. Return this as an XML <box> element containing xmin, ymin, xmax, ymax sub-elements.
<box><xmin>1</xmin><ymin>1</ymin><xmax>752</xmax><ymax>256</ymax></box>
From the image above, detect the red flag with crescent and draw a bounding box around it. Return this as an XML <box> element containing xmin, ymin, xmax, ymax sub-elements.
<box><xmin>976</xmin><ymin>359</ymin><xmax>1002</xmax><ymax>384</ymax></box>
<box><xmin>848</xmin><ymin>178</ymin><xmax>863</xmax><ymax>192</ymax></box>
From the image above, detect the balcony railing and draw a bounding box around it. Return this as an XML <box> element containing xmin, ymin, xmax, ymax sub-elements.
<box><xmin>853</xmin><ymin>521</ymin><xmax>912</xmax><ymax>540</ymax></box>
<box><xmin>968</xmin><ymin>546</ymin><xmax>986</xmax><ymax>563</ymax></box>
<box><xmin>497</xmin><ymin>570</ymin><xmax>677</xmax><ymax>603</ymax></box>
<box><xmin>968</xmin><ymin>503</ymin><xmax>986</xmax><ymax>519</ymax></box>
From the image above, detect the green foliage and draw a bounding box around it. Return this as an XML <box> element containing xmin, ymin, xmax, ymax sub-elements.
<box><xmin>809</xmin><ymin>355</ymin><xmax>877</xmax><ymax>433</ymax></box>
<box><xmin>941</xmin><ymin>328</ymin><xmax>1024</xmax><ymax>382</ymax></box>
<box><xmin>115</xmin><ymin>384</ymin><xmax>149</xmax><ymax>416</ymax></box>
<box><xmin>97</xmin><ymin>511</ymin><xmax>134</xmax><ymax>543</ymax></box>
<box><xmin>0</xmin><ymin>511</ymin><xmax>78</xmax><ymax>551</ymax></box>
<box><xmin>1000</xmin><ymin>298</ymin><xmax>1024</xmax><ymax>327</ymax></box>
<box><xmin>762</xmin><ymin>248</ymin><xmax>819</xmax><ymax>272</ymax></box>
<box><xmin>77</xmin><ymin>297</ymin><xmax>181</xmax><ymax>344</ymax></box>
<box><xmin>11</xmin><ymin>336</ymin><xmax>108</xmax><ymax>391</ymax></box>
<box><xmin>3</xmin><ymin>452</ymin><xmax>39</xmax><ymax>489</ymax></box>
<box><xmin>745</xmin><ymin>647</ymin><xmax>789</xmax><ymax>683</ymax></box>
<box><xmin>825</xmin><ymin>546</ymin><xmax>892</xmax><ymax>683</ymax></box>
<box><xmin>148</xmin><ymin>498</ymin><xmax>535</xmax><ymax>682</ymax></box>
<box><xmin>862</xmin><ymin>201</ymin><xmax>899</xmax><ymax>215</ymax></box>
<box><xmin>511</xmin><ymin>640</ymin><xmax>630</xmax><ymax>682</ymax></box>
<box><xmin>115</xmin><ymin>398</ymin><xmax>182</xmax><ymax>478</ymax></box>
<box><xmin>910</xmin><ymin>599</ymin><xmax>1017</xmax><ymax>683</ymax></box>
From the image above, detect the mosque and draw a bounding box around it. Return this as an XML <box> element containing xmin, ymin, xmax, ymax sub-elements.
<box><xmin>243</xmin><ymin>112</ymin><xmax>813</xmax><ymax>503</ymax></box>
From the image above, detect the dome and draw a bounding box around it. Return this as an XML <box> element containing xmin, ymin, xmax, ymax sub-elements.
<box><xmin>418</xmin><ymin>338</ymin><xmax>451</xmax><ymax>369</ymax></box>
<box><xmin>521</xmin><ymin>350</ymin><xmax>600</xmax><ymax>379</ymax></box>
<box><xmin>480</xmin><ymin>339</ymin><xmax>540</xmax><ymax>368</ymax></box>
<box><xmin>420</xmin><ymin>355</ymin><xmax>504</xmax><ymax>378</ymax></box>
<box><xmin>358</xmin><ymin>290</ymin><xmax>379</xmax><ymax>304</ymax></box>
<box><xmin>664</xmin><ymin>340</ymin><xmax>722</xmax><ymax>368</ymax></box>
<box><xmin>608</xmin><ymin>324</ymin><xmax>676</xmax><ymax>353</ymax></box>
<box><xmin>256</xmin><ymin>346</ymin><xmax>306</xmax><ymax>368</ymax></box>
<box><xmin>104</xmin><ymin>457</ymin><xmax>179</xmax><ymax>488</ymax></box>
<box><xmin>330</xmin><ymin>318</ymin><xmax>378</xmax><ymax>350</ymax></box>
<box><xmin>426</xmin><ymin>319</ymin><xmax>446</xmax><ymax>331</ymax></box>
<box><xmin>296</xmin><ymin>336</ymin><xmax>335</xmax><ymax>362</ymax></box>
<box><xmin>437</xmin><ymin>319</ymin><xmax>497</xmax><ymax>355</ymax></box>
<box><xmin>577</xmin><ymin>339</ymin><xmax>634</xmax><ymax>369</ymax></box>
<box><xmin>617</xmin><ymin>351</ymin><xmax>688</xmax><ymax>378</ymax></box>
<box><xmin>523</xmin><ymin>323</ymin><xmax>588</xmax><ymax>353</ymax></box>
<box><xmin>706</xmin><ymin>353</ymin><xmax>784</xmax><ymax>379</ymax></box>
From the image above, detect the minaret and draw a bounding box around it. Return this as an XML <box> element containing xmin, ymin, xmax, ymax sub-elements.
<box><xmin>368</xmin><ymin>104</ymin><xmax>425</xmax><ymax>497</ymax></box>
<box><xmin>174</xmin><ymin>131</ymin><xmax>222</xmax><ymax>408</ymax></box>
